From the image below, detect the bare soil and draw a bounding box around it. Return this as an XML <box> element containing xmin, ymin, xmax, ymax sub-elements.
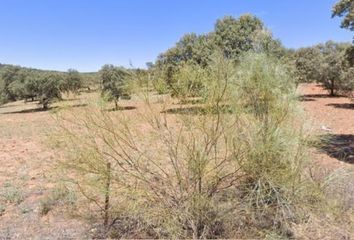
<box><xmin>298</xmin><ymin>83</ymin><xmax>354</xmax><ymax>170</ymax></box>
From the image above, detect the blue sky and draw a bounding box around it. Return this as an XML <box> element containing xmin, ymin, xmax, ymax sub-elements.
<box><xmin>0</xmin><ymin>0</ymin><xmax>352</xmax><ymax>72</ymax></box>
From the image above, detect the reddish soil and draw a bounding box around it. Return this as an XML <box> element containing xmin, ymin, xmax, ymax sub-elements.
<box><xmin>298</xmin><ymin>83</ymin><xmax>354</xmax><ymax>170</ymax></box>
<box><xmin>0</xmin><ymin>100</ymin><xmax>88</xmax><ymax>239</ymax></box>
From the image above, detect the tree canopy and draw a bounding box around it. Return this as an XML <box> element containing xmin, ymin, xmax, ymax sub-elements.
<box><xmin>332</xmin><ymin>0</ymin><xmax>354</xmax><ymax>31</ymax></box>
<box><xmin>99</xmin><ymin>64</ymin><xmax>130</xmax><ymax>110</ymax></box>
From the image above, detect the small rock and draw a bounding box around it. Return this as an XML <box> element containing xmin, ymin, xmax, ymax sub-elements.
<box><xmin>321</xmin><ymin>125</ymin><xmax>332</xmax><ymax>132</ymax></box>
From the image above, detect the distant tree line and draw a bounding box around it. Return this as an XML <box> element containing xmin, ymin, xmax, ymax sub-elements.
<box><xmin>0</xmin><ymin>66</ymin><xmax>83</xmax><ymax>109</ymax></box>
<box><xmin>1</xmin><ymin>0</ymin><xmax>353</xmax><ymax>109</ymax></box>
<box><xmin>0</xmin><ymin>63</ymin><xmax>134</xmax><ymax>110</ymax></box>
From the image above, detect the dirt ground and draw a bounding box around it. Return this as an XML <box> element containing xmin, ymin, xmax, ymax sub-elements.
<box><xmin>0</xmin><ymin>83</ymin><xmax>353</xmax><ymax>239</ymax></box>
<box><xmin>0</xmin><ymin>97</ymin><xmax>89</xmax><ymax>239</ymax></box>
<box><xmin>298</xmin><ymin>83</ymin><xmax>354</xmax><ymax>170</ymax></box>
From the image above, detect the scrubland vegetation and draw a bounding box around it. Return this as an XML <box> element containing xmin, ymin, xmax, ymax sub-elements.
<box><xmin>0</xmin><ymin>0</ymin><xmax>354</xmax><ymax>239</ymax></box>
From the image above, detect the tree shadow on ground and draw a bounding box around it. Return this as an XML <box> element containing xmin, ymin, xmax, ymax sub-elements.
<box><xmin>298</xmin><ymin>96</ymin><xmax>316</xmax><ymax>102</ymax></box>
<box><xmin>298</xmin><ymin>93</ymin><xmax>344</xmax><ymax>102</ymax></box>
<box><xmin>1</xmin><ymin>106</ymin><xmax>59</xmax><ymax>114</ymax></box>
<box><xmin>0</xmin><ymin>104</ymin><xmax>22</xmax><ymax>109</ymax></box>
<box><xmin>162</xmin><ymin>105</ymin><xmax>233</xmax><ymax>115</ymax></box>
<box><xmin>326</xmin><ymin>103</ymin><xmax>354</xmax><ymax>110</ymax></box>
<box><xmin>1</xmin><ymin>103</ymin><xmax>88</xmax><ymax>115</ymax></box>
<box><xmin>60</xmin><ymin>98</ymin><xmax>81</xmax><ymax>102</ymax></box>
<box><xmin>107</xmin><ymin>106</ymin><xmax>136</xmax><ymax>112</ymax></box>
<box><xmin>316</xmin><ymin>134</ymin><xmax>354</xmax><ymax>164</ymax></box>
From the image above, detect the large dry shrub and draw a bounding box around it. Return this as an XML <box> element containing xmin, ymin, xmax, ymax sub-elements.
<box><xmin>53</xmin><ymin>52</ymin><xmax>317</xmax><ymax>238</ymax></box>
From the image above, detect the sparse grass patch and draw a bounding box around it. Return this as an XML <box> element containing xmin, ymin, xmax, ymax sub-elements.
<box><xmin>39</xmin><ymin>185</ymin><xmax>77</xmax><ymax>215</ymax></box>
<box><xmin>0</xmin><ymin>204</ymin><xmax>6</xmax><ymax>216</ymax></box>
<box><xmin>0</xmin><ymin>182</ymin><xmax>24</xmax><ymax>205</ymax></box>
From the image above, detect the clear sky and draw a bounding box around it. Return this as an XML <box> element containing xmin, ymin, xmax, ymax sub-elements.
<box><xmin>0</xmin><ymin>0</ymin><xmax>352</xmax><ymax>72</ymax></box>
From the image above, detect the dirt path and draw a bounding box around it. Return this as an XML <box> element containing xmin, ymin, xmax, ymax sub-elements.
<box><xmin>298</xmin><ymin>83</ymin><xmax>354</xmax><ymax>170</ymax></box>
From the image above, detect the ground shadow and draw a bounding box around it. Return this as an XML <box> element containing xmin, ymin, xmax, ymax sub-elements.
<box><xmin>61</xmin><ymin>103</ymin><xmax>88</xmax><ymax>108</ymax></box>
<box><xmin>162</xmin><ymin>106</ymin><xmax>206</xmax><ymax>115</ymax></box>
<box><xmin>0</xmin><ymin>104</ymin><xmax>22</xmax><ymax>109</ymax></box>
<box><xmin>326</xmin><ymin>103</ymin><xmax>354</xmax><ymax>110</ymax></box>
<box><xmin>60</xmin><ymin>98</ymin><xmax>80</xmax><ymax>102</ymax></box>
<box><xmin>1</xmin><ymin>106</ymin><xmax>59</xmax><ymax>114</ymax></box>
<box><xmin>316</xmin><ymin>134</ymin><xmax>354</xmax><ymax>164</ymax></box>
<box><xmin>298</xmin><ymin>96</ymin><xmax>316</xmax><ymax>102</ymax></box>
<box><xmin>107</xmin><ymin>106</ymin><xmax>137</xmax><ymax>112</ymax></box>
<box><xmin>1</xmin><ymin>103</ymin><xmax>88</xmax><ymax>115</ymax></box>
<box><xmin>162</xmin><ymin>105</ymin><xmax>233</xmax><ymax>115</ymax></box>
<box><xmin>299</xmin><ymin>93</ymin><xmax>346</xmax><ymax>102</ymax></box>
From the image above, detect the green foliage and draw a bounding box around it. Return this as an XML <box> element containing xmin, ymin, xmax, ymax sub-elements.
<box><xmin>99</xmin><ymin>64</ymin><xmax>130</xmax><ymax>109</ymax></box>
<box><xmin>293</xmin><ymin>41</ymin><xmax>354</xmax><ymax>96</ymax></box>
<box><xmin>318</xmin><ymin>41</ymin><xmax>353</xmax><ymax>95</ymax></box>
<box><xmin>154</xmin><ymin>14</ymin><xmax>286</xmax><ymax>96</ymax></box>
<box><xmin>233</xmin><ymin>53</ymin><xmax>296</xmax><ymax>116</ymax></box>
<box><xmin>23</xmin><ymin>75</ymin><xmax>41</xmax><ymax>101</ymax></box>
<box><xmin>293</xmin><ymin>47</ymin><xmax>323</xmax><ymax>83</ymax></box>
<box><xmin>0</xmin><ymin>65</ymin><xmax>23</xmax><ymax>102</ymax></box>
<box><xmin>61</xmin><ymin>69</ymin><xmax>82</xmax><ymax>95</ymax></box>
<box><xmin>151</xmin><ymin>70</ymin><xmax>169</xmax><ymax>94</ymax></box>
<box><xmin>0</xmin><ymin>64</ymin><xmax>91</xmax><ymax>106</ymax></box>
<box><xmin>251</xmin><ymin>29</ymin><xmax>285</xmax><ymax>58</ymax></box>
<box><xmin>37</xmin><ymin>73</ymin><xmax>62</xmax><ymax>109</ymax></box>
<box><xmin>332</xmin><ymin>0</ymin><xmax>354</xmax><ymax>31</ymax></box>
<box><xmin>214</xmin><ymin>14</ymin><xmax>263</xmax><ymax>59</ymax></box>
<box><xmin>169</xmin><ymin>63</ymin><xmax>207</xmax><ymax>98</ymax></box>
<box><xmin>230</xmin><ymin>54</ymin><xmax>307</xmax><ymax>234</ymax></box>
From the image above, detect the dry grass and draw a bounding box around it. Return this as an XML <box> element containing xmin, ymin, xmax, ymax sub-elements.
<box><xmin>0</xmin><ymin>80</ymin><xmax>353</xmax><ymax>238</ymax></box>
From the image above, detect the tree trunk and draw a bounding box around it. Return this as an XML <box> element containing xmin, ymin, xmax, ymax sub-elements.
<box><xmin>42</xmin><ymin>101</ymin><xmax>48</xmax><ymax>110</ymax></box>
<box><xmin>104</xmin><ymin>162</ymin><xmax>111</xmax><ymax>228</ymax></box>
<box><xmin>114</xmin><ymin>99</ymin><xmax>118</xmax><ymax>110</ymax></box>
<box><xmin>330</xmin><ymin>79</ymin><xmax>335</xmax><ymax>96</ymax></box>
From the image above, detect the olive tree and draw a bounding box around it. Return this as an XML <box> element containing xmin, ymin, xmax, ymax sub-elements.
<box><xmin>332</xmin><ymin>0</ymin><xmax>354</xmax><ymax>32</ymax></box>
<box><xmin>9</xmin><ymin>72</ymin><xmax>40</xmax><ymax>102</ymax></box>
<box><xmin>213</xmin><ymin>14</ymin><xmax>263</xmax><ymax>59</ymax></box>
<box><xmin>99</xmin><ymin>64</ymin><xmax>130</xmax><ymax>110</ymax></box>
<box><xmin>37</xmin><ymin>73</ymin><xmax>62</xmax><ymax>109</ymax></box>
<box><xmin>332</xmin><ymin>0</ymin><xmax>354</xmax><ymax>96</ymax></box>
<box><xmin>62</xmin><ymin>69</ymin><xmax>82</xmax><ymax>95</ymax></box>
<box><xmin>23</xmin><ymin>75</ymin><xmax>40</xmax><ymax>102</ymax></box>
<box><xmin>154</xmin><ymin>14</ymin><xmax>284</xmax><ymax>96</ymax></box>
<box><xmin>293</xmin><ymin>47</ymin><xmax>323</xmax><ymax>84</ymax></box>
<box><xmin>0</xmin><ymin>66</ymin><xmax>23</xmax><ymax>101</ymax></box>
<box><xmin>317</xmin><ymin>41</ymin><xmax>352</xmax><ymax>96</ymax></box>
